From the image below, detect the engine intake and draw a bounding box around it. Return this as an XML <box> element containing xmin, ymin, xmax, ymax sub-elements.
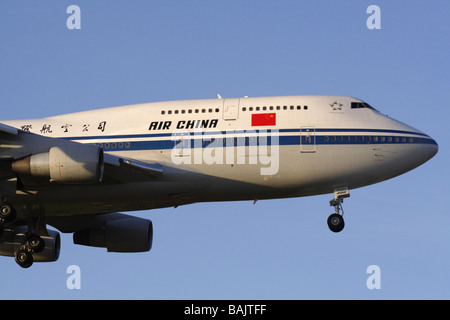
<box><xmin>12</xmin><ymin>144</ymin><xmax>104</xmax><ymax>184</ymax></box>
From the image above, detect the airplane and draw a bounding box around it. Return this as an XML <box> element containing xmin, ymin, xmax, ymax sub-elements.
<box><xmin>0</xmin><ymin>95</ymin><xmax>438</xmax><ymax>268</ymax></box>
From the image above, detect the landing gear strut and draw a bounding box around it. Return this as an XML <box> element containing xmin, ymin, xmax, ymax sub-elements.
<box><xmin>327</xmin><ymin>187</ymin><xmax>350</xmax><ymax>233</ymax></box>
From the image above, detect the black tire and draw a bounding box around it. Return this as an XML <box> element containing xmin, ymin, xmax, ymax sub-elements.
<box><xmin>327</xmin><ymin>213</ymin><xmax>345</xmax><ymax>233</ymax></box>
<box><xmin>15</xmin><ymin>249</ymin><xmax>34</xmax><ymax>269</ymax></box>
<box><xmin>27</xmin><ymin>234</ymin><xmax>45</xmax><ymax>253</ymax></box>
<box><xmin>0</xmin><ymin>203</ymin><xmax>17</xmax><ymax>223</ymax></box>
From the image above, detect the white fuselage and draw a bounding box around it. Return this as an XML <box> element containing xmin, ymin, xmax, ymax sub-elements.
<box><xmin>3</xmin><ymin>95</ymin><xmax>438</xmax><ymax>217</ymax></box>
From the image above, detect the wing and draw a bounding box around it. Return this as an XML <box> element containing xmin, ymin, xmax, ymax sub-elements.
<box><xmin>0</xmin><ymin>122</ymin><xmax>163</xmax><ymax>185</ymax></box>
<box><xmin>0</xmin><ymin>123</ymin><xmax>18</xmax><ymax>136</ymax></box>
<box><xmin>104</xmin><ymin>153</ymin><xmax>163</xmax><ymax>177</ymax></box>
<box><xmin>0</xmin><ymin>123</ymin><xmax>159</xmax><ymax>267</ymax></box>
<box><xmin>0</xmin><ymin>123</ymin><xmax>22</xmax><ymax>196</ymax></box>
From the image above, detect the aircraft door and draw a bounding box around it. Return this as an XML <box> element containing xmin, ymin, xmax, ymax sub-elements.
<box><xmin>173</xmin><ymin>131</ymin><xmax>191</xmax><ymax>158</ymax></box>
<box><xmin>223</xmin><ymin>98</ymin><xmax>240</xmax><ymax>120</ymax></box>
<box><xmin>300</xmin><ymin>127</ymin><xmax>316</xmax><ymax>153</ymax></box>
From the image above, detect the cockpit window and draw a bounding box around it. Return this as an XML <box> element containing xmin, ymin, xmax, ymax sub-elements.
<box><xmin>351</xmin><ymin>102</ymin><xmax>378</xmax><ymax>111</ymax></box>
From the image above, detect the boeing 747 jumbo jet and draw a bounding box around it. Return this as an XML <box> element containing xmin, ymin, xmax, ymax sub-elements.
<box><xmin>0</xmin><ymin>95</ymin><xmax>438</xmax><ymax>268</ymax></box>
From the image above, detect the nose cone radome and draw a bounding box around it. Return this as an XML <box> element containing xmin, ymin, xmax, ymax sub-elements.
<box><xmin>404</xmin><ymin>132</ymin><xmax>438</xmax><ymax>173</ymax></box>
<box><xmin>422</xmin><ymin>135</ymin><xmax>439</xmax><ymax>162</ymax></box>
<box><xmin>385</xmin><ymin>115</ymin><xmax>438</xmax><ymax>167</ymax></box>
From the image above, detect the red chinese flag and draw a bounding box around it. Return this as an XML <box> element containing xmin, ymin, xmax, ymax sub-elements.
<box><xmin>251</xmin><ymin>113</ymin><xmax>276</xmax><ymax>126</ymax></box>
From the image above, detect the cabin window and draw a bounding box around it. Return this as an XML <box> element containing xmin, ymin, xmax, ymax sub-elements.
<box><xmin>351</xmin><ymin>102</ymin><xmax>378</xmax><ymax>111</ymax></box>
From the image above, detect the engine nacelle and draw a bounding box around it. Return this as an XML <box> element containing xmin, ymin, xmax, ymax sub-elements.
<box><xmin>12</xmin><ymin>144</ymin><xmax>104</xmax><ymax>184</ymax></box>
<box><xmin>73</xmin><ymin>216</ymin><xmax>153</xmax><ymax>253</ymax></box>
<box><xmin>0</xmin><ymin>227</ymin><xmax>61</xmax><ymax>262</ymax></box>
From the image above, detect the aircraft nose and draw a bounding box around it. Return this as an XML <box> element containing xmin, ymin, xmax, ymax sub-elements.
<box><xmin>388</xmin><ymin>132</ymin><xmax>438</xmax><ymax>180</ymax></box>
<box><xmin>423</xmin><ymin>135</ymin><xmax>439</xmax><ymax>160</ymax></box>
<box><xmin>411</xmin><ymin>133</ymin><xmax>438</xmax><ymax>168</ymax></box>
<box><xmin>388</xmin><ymin>115</ymin><xmax>438</xmax><ymax>166</ymax></box>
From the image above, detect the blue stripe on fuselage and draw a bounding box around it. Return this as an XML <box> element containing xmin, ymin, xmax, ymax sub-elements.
<box><xmin>60</xmin><ymin>129</ymin><xmax>435</xmax><ymax>152</ymax></box>
<box><xmin>61</xmin><ymin>128</ymin><xmax>430</xmax><ymax>142</ymax></box>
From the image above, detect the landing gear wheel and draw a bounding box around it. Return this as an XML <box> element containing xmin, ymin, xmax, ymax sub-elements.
<box><xmin>0</xmin><ymin>202</ymin><xmax>16</xmax><ymax>240</ymax></box>
<box><xmin>327</xmin><ymin>213</ymin><xmax>345</xmax><ymax>233</ymax></box>
<box><xmin>0</xmin><ymin>202</ymin><xmax>16</xmax><ymax>223</ymax></box>
<box><xmin>15</xmin><ymin>249</ymin><xmax>34</xmax><ymax>269</ymax></box>
<box><xmin>26</xmin><ymin>233</ymin><xmax>45</xmax><ymax>253</ymax></box>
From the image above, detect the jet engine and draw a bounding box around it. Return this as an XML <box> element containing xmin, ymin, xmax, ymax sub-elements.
<box><xmin>73</xmin><ymin>216</ymin><xmax>153</xmax><ymax>253</ymax></box>
<box><xmin>12</xmin><ymin>144</ymin><xmax>104</xmax><ymax>184</ymax></box>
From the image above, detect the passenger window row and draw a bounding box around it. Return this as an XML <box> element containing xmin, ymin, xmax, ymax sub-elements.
<box><xmin>160</xmin><ymin>105</ymin><xmax>309</xmax><ymax>115</ymax></box>
<box><xmin>161</xmin><ymin>108</ymin><xmax>220</xmax><ymax>115</ymax></box>
<box><xmin>314</xmin><ymin>136</ymin><xmax>414</xmax><ymax>143</ymax></box>
<box><xmin>242</xmin><ymin>105</ymin><xmax>308</xmax><ymax>112</ymax></box>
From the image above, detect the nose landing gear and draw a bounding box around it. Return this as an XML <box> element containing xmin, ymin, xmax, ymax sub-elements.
<box><xmin>327</xmin><ymin>187</ymin><xmax>350</xmax><ymax>233</ymax></box>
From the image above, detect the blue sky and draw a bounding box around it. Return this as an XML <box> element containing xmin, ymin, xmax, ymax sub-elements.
<box><xmin>0</xmin><ymin>0</ymin><xmax>449</xmax><ymax>299</ymax></box>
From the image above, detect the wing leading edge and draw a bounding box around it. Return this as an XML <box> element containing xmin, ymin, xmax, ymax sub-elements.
<box><xmin>104</xmin><ymin>153</ymin><xmax>163</xmax><ymax>177</ymax></box>
<box><xmin>0</xmin><ymin>123</ymin><xmax>18</xmax><ymax>136</ymax></box>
